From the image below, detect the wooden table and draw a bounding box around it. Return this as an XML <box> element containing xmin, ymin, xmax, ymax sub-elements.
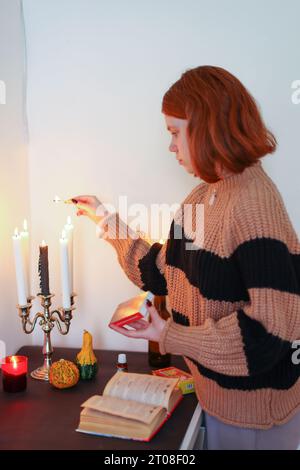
<box><xmin>0</xmin><ymin>346</ymin><xmax>201</xmax><ymax>450</ymax></box>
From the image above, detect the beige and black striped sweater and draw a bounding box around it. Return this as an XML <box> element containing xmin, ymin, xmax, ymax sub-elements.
<box><xmin>99</xmin><ymin>160</ymin><xmax>300</xmax><ymax>429</ymax></box>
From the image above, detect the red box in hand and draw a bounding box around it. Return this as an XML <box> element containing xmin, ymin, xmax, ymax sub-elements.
<box><xmin>109</xmin><ymin>291</ymin><xmax>154</xmax><ymax>328</ymax></box>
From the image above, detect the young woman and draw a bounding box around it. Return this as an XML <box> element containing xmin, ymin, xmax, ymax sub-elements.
<box><xmin>72</xmin><ymin>66</ymin><xmax>300</xmax><ymax>450</ymax></box>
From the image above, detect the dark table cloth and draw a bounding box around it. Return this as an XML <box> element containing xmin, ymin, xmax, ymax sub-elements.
<box><xmin>0</xmin><ymin>346</ymin><xmax>198</xmax><ymax>450</ymax></box>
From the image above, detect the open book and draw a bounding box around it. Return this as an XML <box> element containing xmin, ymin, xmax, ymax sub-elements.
<box><xmin>109</xmin><ymin>291</ymin><xmax>154</xmax><ymax>327</ymax></box>
<box><xmin>76</xmin><ymin>370</ymin><xmax>183</xmax><ymax>442</ymax></box>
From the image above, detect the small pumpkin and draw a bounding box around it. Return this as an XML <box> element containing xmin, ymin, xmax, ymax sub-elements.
<box><xmin>49</xmin><ymin>359</ymin><xmax>79</xmax><ymax>389</ymax></box>
<box><xmin>76</xmin><ymin>330</ymin><xmax>98</xmax><ymax>380</ymax></box>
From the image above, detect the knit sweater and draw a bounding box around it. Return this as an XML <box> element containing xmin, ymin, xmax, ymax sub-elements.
<box><xmin>99</xmin><ymin>160</ymin><xmax>300</xmax><ymax>429</ymax></box>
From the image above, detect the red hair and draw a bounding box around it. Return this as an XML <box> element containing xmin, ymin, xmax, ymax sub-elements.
<box><xmin>162</xmin><ymin>66</ymin><xmax>277</xmax><ymax>183</ymax></box>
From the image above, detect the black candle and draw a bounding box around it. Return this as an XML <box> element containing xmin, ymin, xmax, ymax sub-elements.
<box><xmin>39</xmin><ymin>241</ymin><xmax>50</xmax><ymax>295</ymax></box>
<box><xmin>2</xmin><ymin>356</ymin><xmax>28</xmax><ymax>393</ymax></box>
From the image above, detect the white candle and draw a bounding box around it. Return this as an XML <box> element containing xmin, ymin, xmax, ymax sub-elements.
<box><xmin>60</xmin><ymin>230</ymin><xmax>71</xmax><ymax>309</ymax></box>
<box><xmin>12</xmin><ymin>228</ymin><xmax>27</xmax><ymax>305</ymax></box>
<box><xmin>64</xmin><ymin>216</ymin><xmax>74</xmax><ymax>294</ymax></box>
<box><xmin>20</xmin><ymin>219</ymin><xmax>30</xmax><ymax>297</ymax></box>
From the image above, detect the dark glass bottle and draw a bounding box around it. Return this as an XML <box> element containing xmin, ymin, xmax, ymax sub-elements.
<box><xmin>148</xmin><ymin>295</ymin><xmax>171</xmax><ymax>368</ymax></box>
<box><xmin>117</xmin><ymin>353</ymin><xmax>128</xmax><ymax>372</ymax></box>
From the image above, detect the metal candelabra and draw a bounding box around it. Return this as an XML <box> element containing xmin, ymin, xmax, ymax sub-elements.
<box><xmin>17</xmin><ymin>293</ymin><xmax>76</xmax><ymax>381</ymax></box>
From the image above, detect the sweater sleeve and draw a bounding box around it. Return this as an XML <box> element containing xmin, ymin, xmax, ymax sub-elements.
<box><xmin>159</xmin><ymin>186</ymin><xmax>300</xmax><ymax>377</ymax></box>
<box><xmin>98</xmin><ymin>212</ymin><xmax>168</xmax><ymax>295</ymax></box>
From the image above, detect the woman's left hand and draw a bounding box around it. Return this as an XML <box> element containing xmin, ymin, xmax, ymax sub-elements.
<box><xmin>109</xmin><ymin>301</ymin><xmax>167</xmax><ymax>342</ymax></box>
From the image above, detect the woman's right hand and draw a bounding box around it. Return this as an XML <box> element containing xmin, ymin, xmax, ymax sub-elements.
<box><xmin>69</xmin><ymin>195</ymin><xmax>108</xmax><ymax>224</ymax></box>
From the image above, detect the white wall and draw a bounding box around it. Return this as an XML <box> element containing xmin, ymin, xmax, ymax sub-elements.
<box><xmin>22</xmin><ymin>0</ymin><xmax>300</xmax><ymax>353</ymax></box>
<box><xmin>0</xmin><ymin>0</ymin><xmax>31</xmax><ymax>355</ymax></box>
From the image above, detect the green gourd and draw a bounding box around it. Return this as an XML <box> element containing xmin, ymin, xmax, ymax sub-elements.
<box><xmin>76</xmin><ymin>330</ymin><xmax>98</xmax><ymax>380</ymax></box>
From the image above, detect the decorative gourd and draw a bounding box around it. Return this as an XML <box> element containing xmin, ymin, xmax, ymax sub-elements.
<box><xmin>49</xmin><ymin>359</ymin><xmax>79</xmax><ymax>389</ymax></box>
<box><xmin>76</xmin><ymin>330</ymin><xmax>98</xmax><ymax>380</ymax></box>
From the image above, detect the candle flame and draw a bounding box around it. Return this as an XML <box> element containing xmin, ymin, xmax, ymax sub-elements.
<box><xmin>14</xmin><ymin>227</ymin><xmax>19</xmax><ymax>236</ymax></box>
<box><xmin>61</xmin><ymin>229</ymin><xmax>66</xmax><ymax>239</ymax></box>
<box><xmin>67</xmin><ymin>216</ymin><xmax>72</xmax><ymax>225</ymax></box>
<box><xmin>23</xmin><ymin>219</ymin><xmax>28</xmax><ymax>231</ymax></box>
<box><xmin>41</xmin><ymin>240</ymin><xmax>46</xmax><ymax>247</ymax></box>
<box><xmin>11</xmin><ymin>356</ymin><xmax>17</xmax><ymax>369</ymax></box>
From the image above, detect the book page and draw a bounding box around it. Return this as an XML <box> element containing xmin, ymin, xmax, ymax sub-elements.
<box><xmin>81</xmin><ymin>395</ymin><xmax>163</xmax><ymax>424</ymax></box>
<box><xmin>103</xmin><ymin>371</ymin><xmax>178</xmax><ymax>409</ymax></box>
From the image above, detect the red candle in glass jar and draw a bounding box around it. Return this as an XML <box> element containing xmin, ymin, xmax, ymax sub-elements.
<box><xmin>1</xmin><ymin>356</ymin><xmax>28</xmax><ymax>393</ymax></box>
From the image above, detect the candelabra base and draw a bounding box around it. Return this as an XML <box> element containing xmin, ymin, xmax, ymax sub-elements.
<box><xmin>30</xmin><ymin>365</ymin><xmax>50</xmax><ymax>381</ymax></box>
<box><xmin>17</xmin><ymin>293</ymin><xmax>76</xmax><ymax>383</ymax></box>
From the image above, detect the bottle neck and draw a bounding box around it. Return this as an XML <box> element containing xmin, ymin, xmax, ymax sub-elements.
<box><xmin>154</xmin><ymin>295</ymin><xmax>170</xmax><ymax>320</ymax></box>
